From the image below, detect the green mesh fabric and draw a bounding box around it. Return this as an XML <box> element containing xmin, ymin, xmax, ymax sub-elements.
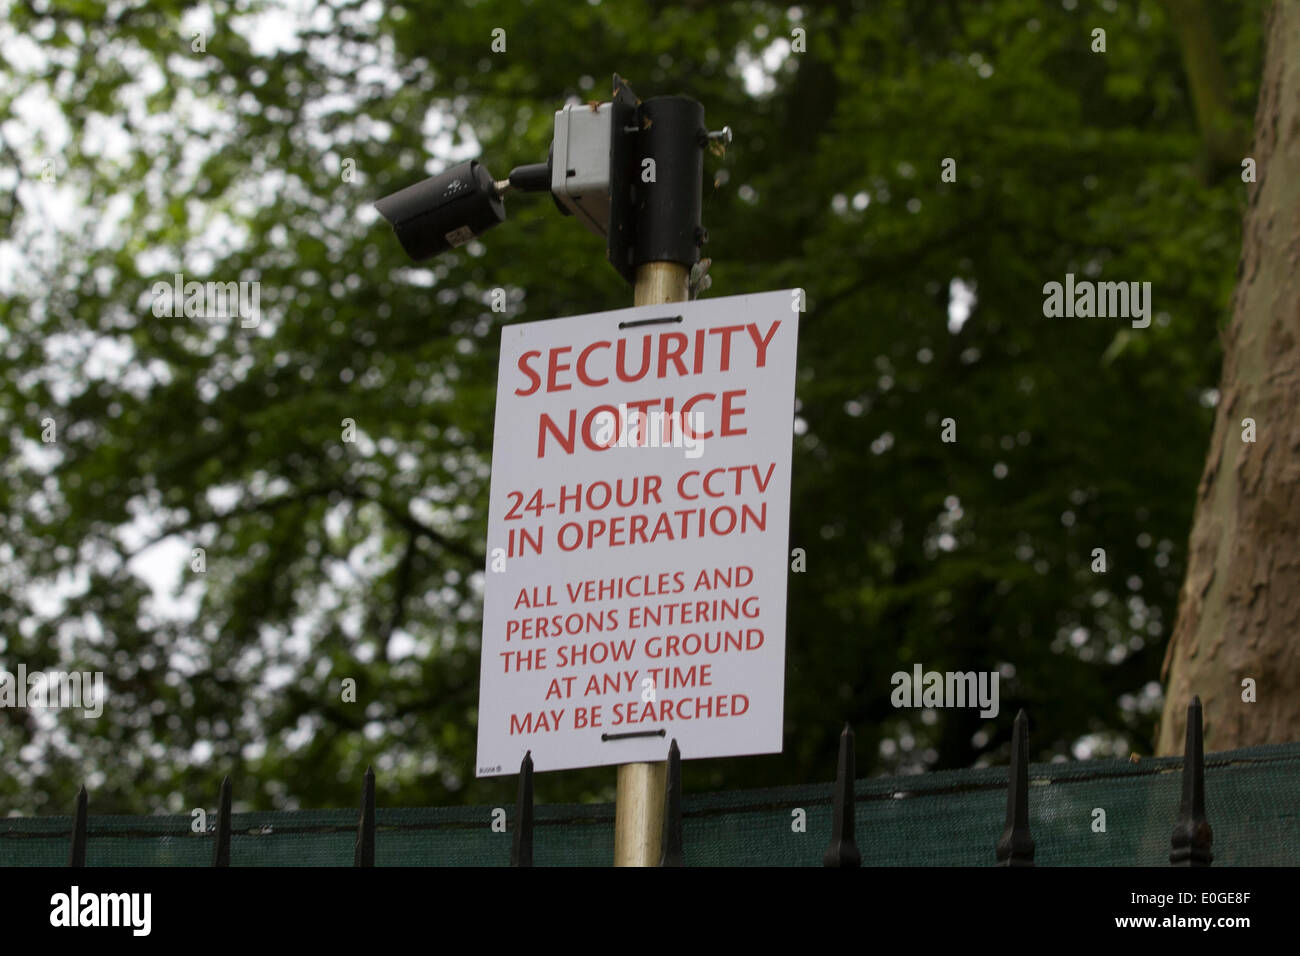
<box><xmin>3</xmin><ymin>741</ymin><xmax>1297</xmax><ymax>866</ymax></box>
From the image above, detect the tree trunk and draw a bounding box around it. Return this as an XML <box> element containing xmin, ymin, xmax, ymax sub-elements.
<box><xmin>1157</xmin><ymin>0</ymin><xmax>1300</xmax><ymax>755</ymax></box>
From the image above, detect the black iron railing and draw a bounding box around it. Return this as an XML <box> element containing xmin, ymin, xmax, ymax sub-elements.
<box><xmin>29</xmin><ymin>699</ymin><xmax>1217</xmax><ymax>868</ymax></box>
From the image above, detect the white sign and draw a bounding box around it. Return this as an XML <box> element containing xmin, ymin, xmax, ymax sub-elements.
<box><xmin>475</xmin><ymin>289</ymin><xmax>800</xmax><ymax>776</ymax></box>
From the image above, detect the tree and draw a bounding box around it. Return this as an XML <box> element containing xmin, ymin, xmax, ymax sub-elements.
<box><xmin>0</xmin><ymin>0</ymin><xmax>1267</xmax><ymax>815</ymax></box>
<box><xmin>1158</xmin><ymin>0</ymin><xmax>1300</xmax><ymax>754</ymax></box>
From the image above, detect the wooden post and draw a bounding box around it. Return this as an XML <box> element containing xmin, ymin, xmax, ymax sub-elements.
<box><xmin>612</xmin><ymin>261</ymin><xmax>688</xmax><ymax>866</ymax></box>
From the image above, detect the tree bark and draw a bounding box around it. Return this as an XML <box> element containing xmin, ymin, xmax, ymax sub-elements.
<box><xmin>1157</xmin><ymin>0</ymin><xmax>1300</xmax><ymax>756</ymax></box>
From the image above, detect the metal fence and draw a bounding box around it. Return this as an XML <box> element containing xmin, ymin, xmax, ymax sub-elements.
<box><xmin>5</xmin><ymin>698</ymin><xmax>1297</xmax><ymax>866</ymax></box>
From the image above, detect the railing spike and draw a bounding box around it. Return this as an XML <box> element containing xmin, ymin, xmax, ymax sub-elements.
<box><xmin>823</xmin><ymin>723</ymin><xmax>861</xmax><ymax>867</ymax></box>
<box><xmin>1170</xmin><ymin>696</ymin><xmax>1213</xmax><ymax>866</ymax></box>
<box><xmin>212</xmin><ymin>775</ymin><xmax>232</xmax><ymax>867</ymax></box>
<box><xmin>68</xmin><ymin>784</ymin><xmax>88</xmax><ymax>867</ymax></box>
<box><xmin>511</xmin><ymin>751</ymin><xmax>534</xmax><ymax>867</ymax></box>
<box><xmin>659</xmin><ymin>739</ymin><xmax>683</xmax><ymax>867</ymax></box>
<box><xmin>996</xmin><ymin>709</ymin><xmax>1035</xmax><ymax>866</ymax></box>
<box><xmin>354</xmin><ymin>765</ymin><xmax>375</xmax><ymax>867</ymax></box>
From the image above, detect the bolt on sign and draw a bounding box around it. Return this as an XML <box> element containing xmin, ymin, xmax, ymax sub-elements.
<box><xmin>475</xmin><ymin>289</ymin><xmax>800</xmax><ymax>776</ymax></box>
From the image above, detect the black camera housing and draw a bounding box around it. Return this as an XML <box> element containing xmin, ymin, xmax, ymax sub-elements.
<box><xmin>374</xmin><ymin>160</ymin><xmax>505</xmax><ymax>261</ymax></box>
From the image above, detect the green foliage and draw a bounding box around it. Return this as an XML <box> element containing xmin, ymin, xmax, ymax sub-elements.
<box><xmin>0</xmin><ymin>0</ymin><xmax>1266</xmax><ymax>814</ymax></box>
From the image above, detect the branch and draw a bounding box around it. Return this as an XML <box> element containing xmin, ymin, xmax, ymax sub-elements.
<box><xmin>1161</xmin><ymin>0</ymin><xmax>1252</xmax><ymax>179</ymax></box>
<box><xmin>346</xmin><ymin>482</ymin><xmax>482</xmax><ymax>566</ymax></box>
<box><xmin>123</xmin><ymin>483</ymin><xmax>340</xmax><ymax>560</ymax></box>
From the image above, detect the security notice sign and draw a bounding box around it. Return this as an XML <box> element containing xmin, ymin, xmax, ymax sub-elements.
<box><xmin>475</xmin><ymin>289</ymin><xmax>800</xmax><ymax>776</ymax></box>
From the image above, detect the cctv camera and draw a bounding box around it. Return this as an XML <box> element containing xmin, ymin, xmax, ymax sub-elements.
<box><xmin>374</xmin><ymin>160</ymin><xmax>505</xmax><ymax>261</ymax></box>
<box><xmin>373</xmin><ymin>75</ymin><xmax>676</xmax><ymax>286</ymax></box>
